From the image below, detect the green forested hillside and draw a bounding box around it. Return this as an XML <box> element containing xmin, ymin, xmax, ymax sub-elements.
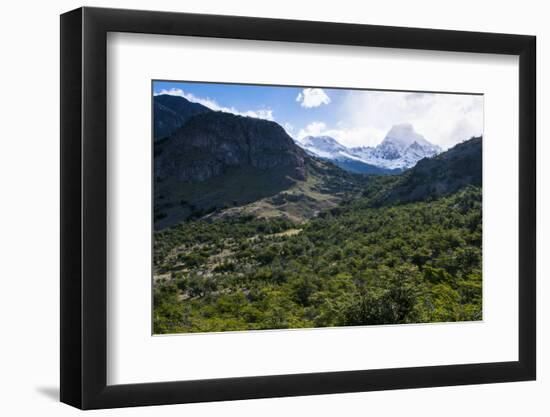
<box><xmin>153</xmin><ymin>185</ymin><xmax>482</xmax><ymax>333</ymax></box>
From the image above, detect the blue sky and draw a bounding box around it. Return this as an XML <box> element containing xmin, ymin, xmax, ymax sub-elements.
<box><xmin>153</xmin><ymin>80</ymin><xmax>483</xmax><ymax>150</ymax></box>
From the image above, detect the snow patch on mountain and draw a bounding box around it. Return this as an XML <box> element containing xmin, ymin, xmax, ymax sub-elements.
<box><xmin>298</xmin><ymin>136</ymin><xmax>351</xmax><ymax>161</ymax></box>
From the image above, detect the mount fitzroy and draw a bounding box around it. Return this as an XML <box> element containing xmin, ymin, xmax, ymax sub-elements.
<box><xmin>153</xmin><ymin>94</ymin><xmax>480</xmax><ymax>230</ymax></box>
<box><xmin>297</xmin><ymin>123</ymin><xmax>441</xmax><ymax>175</ymax></box>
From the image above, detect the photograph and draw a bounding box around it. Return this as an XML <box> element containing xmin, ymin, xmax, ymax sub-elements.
<box><xmin>1</xmin><ymin>0</ymin><xmax>543</xmax><ymax>413</ymax></box>
<box><xmin>152</xmin><ymin>81</ymin><xmax>484</xmax><ymax>334</ymax></box>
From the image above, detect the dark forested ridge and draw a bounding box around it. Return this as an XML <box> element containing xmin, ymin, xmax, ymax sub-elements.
<box><xmin>381</xmin><ymin>136</ymin><xmax>482</xmax><ymax>205</ymax></box>
<box><xmin>152</xmin><ymin>94</ymin><xmax>482</xmax><ymax>333</ymax></box>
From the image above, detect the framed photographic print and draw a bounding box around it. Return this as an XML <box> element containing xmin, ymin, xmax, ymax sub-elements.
<box><xmin>60</xmin><ymin>7</ymin><xmax>536</xmax><ymax>409</ymax></box>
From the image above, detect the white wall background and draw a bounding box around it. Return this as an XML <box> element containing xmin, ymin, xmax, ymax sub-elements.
<box><xmin>0</xmin><ymin>0</ymin><xmax>546</xmax><ymax>415</ymax></box>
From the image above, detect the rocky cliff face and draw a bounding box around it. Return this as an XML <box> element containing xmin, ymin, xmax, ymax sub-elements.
<box><xmin>153</xmin><ymin>101</ymin><xmax>310</xmax><ymax>229</ymax></box>
<box><xmin>155</xmin><ymin>111</ymin><xmax>306</xmax><ymax>183</ymax></box>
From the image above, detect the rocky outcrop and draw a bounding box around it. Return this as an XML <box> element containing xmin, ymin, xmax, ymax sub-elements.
<box><xmin>155</xmin><ymin>111</ymin><xmax>306</xmax><ymax>183</ymax></box>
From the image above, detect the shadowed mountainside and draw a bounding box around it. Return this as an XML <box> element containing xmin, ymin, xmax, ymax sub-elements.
<box><xmin>381</xmin><ymin>136</ymin><xmax>482</xmax><ymax>205</ymax></box>
<box><xmin>153</xmin><ymin>97</ymin><xmax>367</xmax><ymax>229</ymax></box>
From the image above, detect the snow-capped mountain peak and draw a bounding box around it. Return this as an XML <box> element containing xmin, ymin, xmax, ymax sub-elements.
<box><xmin>381</xmin><ymin>123</ymin><xmax>433</xmax><ymax>150</ymax></box>
<box><xmin>295</xmin><ymin>124</ymin><xmax>441</xmax><ymax>173</ymax></box>
<box><xmin>299</xmin><ymin>135</ymin><xmax>349</xmax><ymax>160</ymax></box>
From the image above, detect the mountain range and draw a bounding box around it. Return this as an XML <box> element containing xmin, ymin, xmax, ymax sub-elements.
<box><xmin>153</xmin><ymin>94</ymin><xmax>480</xmax><ymax>230</ymax></box>
<box><xmin>297</xmin><ymin>123</ymin><xmax>441</xmax><ymax>174</ymax></box>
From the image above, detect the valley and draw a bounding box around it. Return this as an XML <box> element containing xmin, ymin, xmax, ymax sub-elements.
<box><xmin>154</xmin><ymin>186</ymin><xmax>482</xmax><ymax>333</ymax></box>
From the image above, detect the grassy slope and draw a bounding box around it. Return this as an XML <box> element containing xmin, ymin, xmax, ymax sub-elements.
<box><xmin>207</xmin><ymin>158</ymin><xmax>366</xmax><ymax>223</ymax></box>
<box><xmin>154</xmin><ymin>165</ymin><xmax>297</xmax><ymax>230</ymax></box>
<box><xmin>155</xmin><ymin>157</ymin><xmax>367</xmax><ymax>229</ymax></box>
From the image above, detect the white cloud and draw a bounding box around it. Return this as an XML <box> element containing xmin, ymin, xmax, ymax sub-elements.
<box><xmin>283</xmin><ymin>122</ymin><xmax>295</xmax><ymax>137</ymax></box>
<box><xmin>325</xmin><ymin>126</ymin><xmax>386</xmax><ymax>148</ymax></box>
<box><xmin>296</xmin><ymin>88</ymin><xmax>331</xmax><ymax>108</ymax></box>
<box><xmin>296</xmin><ymin>121</ymin><xmax>384</xmax><ymax>148</ymax></box>
<box><xmin>155</xmin><ymin>88</ymin><xmax>274</xmax><ymax>121</ymax></box>
<box><xmin>340</xmin><ymin>90</ymin><xmax>483</xmax><ymax>149</ymax></box>
<box><xmin>239</xmin><ymin>109</ymin><xmax>274</xmax><ymax>120</ymax></box>
<box><xmin>293</xmin><ymin>91</ymin><xmax>483</xmax><ymax>149</ymax></box>
<box><xmin>297</xmin><ymin>121</ymin><xmax>327</xmax><ymax>140</ymax></box>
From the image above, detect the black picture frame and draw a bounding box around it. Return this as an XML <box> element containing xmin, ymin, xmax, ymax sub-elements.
<box><xmin>60</xmin><ymin>6</ymin><xmax>536</xmax><ymax>410</ymax></box>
